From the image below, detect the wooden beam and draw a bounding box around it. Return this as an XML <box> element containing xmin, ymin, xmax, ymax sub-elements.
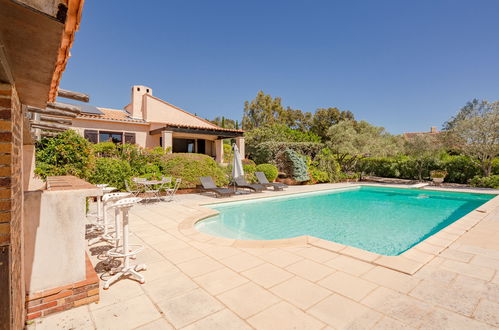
<box><xmin>149</xmin><ymin>126</ymin><xmax>243</xmax><ymax>138</ymax></box>
<box><xmin>39</xmin><ymin>115</ymin><xmax>72</xmax><ymax>125</ymax></box>
<box><xmin>57</xmin><ymin>89</ymin><xmax>89</xmax><ymax>103</ymax></box>
<box><xmin>26</xmin><ymin>106</ymin><xmax>77</xmax><ymax>118</ymax></box>
<box><xmin>30</xmin><ymin>120</ymin><xmax>70</xmax><ymax>131</ymax></box>
<box><xmin>46</xmin><ymin>102</ymin><xmax>81</xmax><ymax>114</ymax></box>
<box><xmin>40</xmin><ymin>131</ymin><xmax>60</xmax><ymax>137</ymax></box>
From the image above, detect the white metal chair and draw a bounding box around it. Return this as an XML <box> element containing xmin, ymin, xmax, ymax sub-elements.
<box><xmin>103</xmin><ymin>197</ymin><xmax>145</xmax><ymax>289</ymax></box>
<box><xmin>163</xmin><ymin>178</ymin><xmax>181</xmax><ymax>202</ymax></box>
<box><xmin>125</xmin><ymin>179</ymin><xmax>140</xmax><ymax>197</ymax></box>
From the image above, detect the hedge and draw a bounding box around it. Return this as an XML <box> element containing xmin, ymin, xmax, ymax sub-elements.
<box><xmin>256</xmin><ymin>164</ymin><xmax>278</xmax><ymax>182</ymax></box>
<box><xmin>160</xmin><ymin>153</ymin><xmax>229</xmax><ymax>188</ymax></box>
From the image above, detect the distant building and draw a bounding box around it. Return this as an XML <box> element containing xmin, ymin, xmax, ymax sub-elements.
<box><xmin>403</xmin><ymin>126</ymin><xmax>440</xmax><ymax>139</ymax></box>
<box><xmin>71</xmin><ymin>85</ymin><xmax>245</xmax><ymax>163</ymax></box>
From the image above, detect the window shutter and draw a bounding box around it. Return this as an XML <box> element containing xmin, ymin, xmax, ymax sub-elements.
<box><xmin>84</xmin><ymin>130</ymin><xmax>98</xmax><ymax>143</ymax></box>
<box><xmin>124</xmin><ymin>133</ymin><xmax>136</xmax><ymax>144</ymax></box>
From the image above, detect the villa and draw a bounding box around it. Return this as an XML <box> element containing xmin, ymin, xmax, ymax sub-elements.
<box><xmin>70</xmin><ymin>86</ymin><xmax>245</xmax><ymax>162</ymax></box>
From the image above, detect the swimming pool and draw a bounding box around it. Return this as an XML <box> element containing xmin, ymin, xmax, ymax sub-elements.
<box><xmin>195</xmin><ymin>186</ymin><xmax>495</xmax><ymax>255</ymax></box>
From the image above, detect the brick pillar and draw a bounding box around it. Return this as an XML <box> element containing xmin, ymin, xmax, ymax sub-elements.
<box><xmin>0</xmin><ymin>83</ymin><xmax>25</xmax><ymax>330</ymax></box>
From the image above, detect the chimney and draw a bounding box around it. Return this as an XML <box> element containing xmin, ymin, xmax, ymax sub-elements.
<box><xmin>430</xmin><ymin>126</ymin><xmax>438</xmax><ymax>133</ymax></box>
<box><xmin>130</xmin><ymin>85</ymin><xmax>152</xmax><ymax>119</ymax></box>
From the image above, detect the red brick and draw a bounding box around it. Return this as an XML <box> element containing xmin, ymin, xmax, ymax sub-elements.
<box><xmin>42</xmin><ymin>289</ymin><xmax>73</xmax><ymax>303</ymax></box>
<box><xmin>0</xmin><ymin>211</ymin><xmax>10</xmax><ymax>222</ymax></box>
<box><xmin>64</xmin><ymin>292</ymin><xmax>87</xmax><ymax>304</ymax></box>
<box><xmin>41</xmin><ymin>284</ymin><xmax>73</xmax><ymax>297</ymax></box>
<box><xmin>74</xmin><ymin>295</ymin><xmax>99</xmax><ymax>307</ymax></box>
<box><xmin>27</xmin><ymin>301</ymin><xmax>57</xmax><ymax>314</ymax></box>
<box><xmin>26</xmin><ymin>312</ymin><xmax>42</xmax><ymax>320</ymax></box>
<box><xmin>0</xmin><ymin>167</ymin><xmax>11</xmax><ymax>176</ymax></box>
<box><xmin>0</xmin><ymin>200</ymin><xmax>12</xmax><ymax>211</ymax></box>
<box><xmin>87</xmin><ymin>288</ymin><xmax>99</xmax><ymax>297</ymax></box>
<box><xmin>0</xmin><ymin>132</ymin><xmax>11</xmax><ymax>142</ymax></box>
<box><xmin>42</xmin><ymin>303</ymin><xmax>73</xmax><ymax>317</ymax></box>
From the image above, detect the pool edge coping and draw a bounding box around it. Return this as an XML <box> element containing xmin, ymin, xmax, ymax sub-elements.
<box><xmin>177</xmin><ymin>183</ymin><xmax>499</xmax><ymax>275</ymax></box>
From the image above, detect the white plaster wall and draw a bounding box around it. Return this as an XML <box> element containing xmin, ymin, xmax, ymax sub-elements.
<box><xmin>144</xmin><ymin>95</ymin><xmax>218</xmax><ymax>128</ymax></box>
<box><xmin>23</xmin><ymin>188</ymin><xmax>100</xmax><ymax>293</ymax></box>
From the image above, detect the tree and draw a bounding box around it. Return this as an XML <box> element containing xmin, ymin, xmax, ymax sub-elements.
<box><xmin>444</xmin><ymin>100</ymin><xmax>499</xmax><ymax>176</ymax></box>
<box><xmin>242</xmin><ymin>91</ymin><xmax>284</xmax><ymax>129</ymax></box>
<box><xmin>311</xmin><ymin>107</ymin><xmax>354</xmax><ymax>140</ymax></box>
<box><xmin>210</xmin><ymin>116</ymin><xmax>237</xmax><ymax>129</ymax></box>
<box><xmin>404</xmin><ymin>135</ymin><xmax>442</xmax><ymax>181</ymax></box>
<box><xmin>327</xmin><ymin>120</ymin><xmax>402</xmax><ymax>171</ymax></box>
<box><xmin>278</xmin><ymin>107</ymin><xmax>313</xmax><ymax>131</ymax></box>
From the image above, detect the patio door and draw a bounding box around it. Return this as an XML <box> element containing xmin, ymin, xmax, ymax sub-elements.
<box><xmin>197</xmin><ymin>139</ymin><xmax>205</xmax><ymax>154</ymax></box>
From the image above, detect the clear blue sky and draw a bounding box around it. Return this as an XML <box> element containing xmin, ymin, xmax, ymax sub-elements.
<box><xmin>60</xmin><ymin>0</ymin><xmax>499</xmax><ymax>134</ymax></box>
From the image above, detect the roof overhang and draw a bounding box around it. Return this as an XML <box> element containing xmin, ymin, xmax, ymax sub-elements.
<box><xmin>0</xmin><ymin>0</ymin><xmax>84</xmax><ymax>108</ymax></box>
<box><xmin>150</xmin><ymin>125</ymin><xmax>244</xmax><ymax>139</ymax></box>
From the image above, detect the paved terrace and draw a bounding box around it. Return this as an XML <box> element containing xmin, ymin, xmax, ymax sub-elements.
<box><xmin>29</xmin><ymin>183</ymin><xmax>499</xmax><ymax>329</ymax></box>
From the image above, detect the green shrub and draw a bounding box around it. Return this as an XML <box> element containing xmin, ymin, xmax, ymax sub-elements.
<box><xmin>492</xmin><ymin>158</ymin><xmax>499</xmax><ymax>175</ymax></box>
<box><xmin>35</xmin><ymin>130</ymin><xmax>94</xmax><ymax>179</ymax></box>
<box><xmin>223</xmin><ymin>144</ymin><xmax>234</xmax><ymax>164</ymax></box>
<box><xmin>314</xmin><ymin>148</ymin><xmax>341</xmax><ymax>182</ymax></box>
<box><xmin>256</xmin><ymin>164</ymin><xmax>278</xmax><ymax>182</ymax></box>
<box><xmin>469</xmin><ymin>175</ymin><xmax>499</xmax><ymax>189</ymax></box>
<box><xmin>430</xmin><ymin>170</ymin><xmax>447</xmax><ymax>179</ymax></box>
<box><xmin>252</xmin><ymin>141</ymin><xmax>324</xmax><ymax>165</ymax></box>
<box><xmin>280</xmin><ymin>149</ymin><xmax>309</xmax><ymax>182</ymax></box>
<box><xmin>440</xmin><ymin>155</ymin><xmax>481</xmax><ymax>184</ymax></box>
<box><xmin>160</xmin><ymin>153</ymin><xmax>229</xmax><ymax>188</ymax></box>
<box><xmin>307</xmin><ymin>157</ymin><xmax>329</xmax><ymax>184</ymax></box>
<box><xmin>88</xmin><ymin>158</ymin><xmax>132</xmax><ymax>190</ymax></box>
<box><xmin>92</xmin><ymin>142</ymin><xmax>118</xmax><ymax>156</ymax></box>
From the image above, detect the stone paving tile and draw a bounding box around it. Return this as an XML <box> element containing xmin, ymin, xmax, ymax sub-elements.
<box><xmin>295</xmin><ymin>246</ymin><xmax>339</xmax><ymax>263</ymax></box>
<box><xmin>308</xmin><ymin>294</ymin><xmax>378</xmax><ymax>329</ymax></box>
<box><xmin>285</xmin><ymin>258</ymin><xmax>335</xmax><ymax>282</ymax></box>
<box><xmin>218</xmin><ymin>252</ymin><xmax>265</xmax><ymax>272</ymax></box>
<box><xmin>92</xmin><ymin>295</ymin><xmax>161</xmax><ymax>330</ymax></box>
<box><xmin>409</xmin><ymin>279</ymin><xmax>481</xmax><ymax>316</ymax></box>
<box><xmin>155</xmin><ymin>288</ymin><xmax>224</xmax><ymax>328</ymax></box>
<box><xmin>89</xmin><ymin>279</ymin><xmax>144</xmax><ymax>311</ymax></box>
<box><xmin>241</xmin><ymin>263</ymin><xmax>294</xmax><ymax>288</ymax></box>
<box><xmin>31</xmin><ymin>305</ymin><xmax>94</xmax><ymax>330</ymax></box>
<box><xmin>325</xmin><ymin>255</ymin><xmax>374</xmax><ymax>276</ymax></box>
<box><xmin>217</xmin><ymin>282</ymin><xmax>280</xmax><ymax>318</ymax></box>
<box><xmin>176</xmin><ymin>255</ymin><xmax>224</xmax><ymax>278</ymax></box>
<box><xmin>160</xmin><ymin>246</ymin><xmax>205</xmax><ymax>264</ymax></box>
<box><xmin>470</xmin><ymin>254</ymin><xmax>499</xmax><ymax>270</ymax></box>
<box><xmin>193</xmin><ymin>268</ymin><xmax>248</xmax><ymax>295</ymax></box>
<box><xmin>439</xmin><ymin>248</ymin><xmax>474</xmax><ymax>263</ymax></box>
<box><xmin>248</xmin><ymin>301</ymin><xmax>324</xmax><ymax>330</ymax></box>
<box><xmin>318</xmin><ymin>271</ymin><xmax>377</xmax><ymax>301</ymax></box>
<box><xmin>141</xmin><ymin>260</ymin><xmax>178</xmax><ymax>282</ymax></box>
<box><xmin>412</xmin><ymin>265</ymin><xmax>457</xmax><ymax>285</ymax></box>
<box><xmin>362</xmin><ymin>266</ymin><xmax>420</xmax><ymax>294</ymax></box>
<box><xmin>201</xmin><ymin>245</ymin><xmax>242</xmax><ymax>260</ymax></box>
<box><xmin>258</xmin><ymin>249</ymin><xmax>304</xmax><ymax>267</ymax></box>
<box><xmin>362</xmin><ymin>287</ymin><xmax>433</xmax><ymax>328</ymax></box>
<box><xmin>143</xmin><ymin>271</ymin><xmax>198</xmax><ymax>302</ymax></box>
<box><xmin>474</xmin><ymin>299</ymin><xmax>499</xmax><ymax>328</ymax></box>
<box><xmin>135</xmin><ymin>318</ymin><xmax>173</xmax><ymax>330</ymax></box>
<box><xmin>371</xmin><ymin>316</ymin><xmax>416</xmax><ymax>329</ymax></box>
<box><xmin>420</xmin><ymin>307</ymin><xmax>495</xmax><ymax>330</ymax></box>
<box><xmin>182</xmin><ymin>309</ymin><xmax>251</xmax><ymax>330</ymax></box>
<box><xmin>270</xmin><ymin>276</ymin><xmax>331</xmax><ymax>309</ymax></box>
<box><xmin>439</xmin><ymin>259</ymin><xmax>495</xmax><ymax>281</ymax></box>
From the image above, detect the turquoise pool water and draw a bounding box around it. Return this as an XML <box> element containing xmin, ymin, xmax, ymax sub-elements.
<box><xmin>195</xmin><ymin>186</ymin><xmax>495</xmax><ymax>255</ymax></box>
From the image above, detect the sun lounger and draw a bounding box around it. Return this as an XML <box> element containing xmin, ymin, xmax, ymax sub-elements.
<box><xmin>255</xmin><ymin>172</ymin><xmax>288</xmax><ymax>191</ymax></box>
<box><xmin>199</xmin><ymin>177</ymin><xmax>235</xmax><ymax>198</ymax></box>
<box><xmin>234</xmin><ymin>177</ymin><xmax>265</xmax><ymax>192</ymax></box>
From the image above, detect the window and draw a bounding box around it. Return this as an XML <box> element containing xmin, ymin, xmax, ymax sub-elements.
<box><xmin>137</xmin><ymin>87</ymin><xmax>140</xmax><ymax>91</ymax></box>
<box><xmin>146</xmin><ymin>89</ymin><xmax>149</xmax><ymax>93</ymax></box>
<box><xmin>99</xmin><ymin>131</ymin><xmax>123</xmax><ymax>144</ymax></box>
<box><xmin>84</xmin><ymin>130</ymin><xmax>98</xmax><ymax>144</ymax></box>
<box><xmin>173</xmin><ymin>138</ymin><xmax>195</xmax><ymax>153</ymax></box>
<box><xmin>124</xmin><ymin>133</ymin><xmax>136</xmax><ymax>144</ymax></box>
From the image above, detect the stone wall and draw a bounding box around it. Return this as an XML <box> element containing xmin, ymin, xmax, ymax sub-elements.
<box><xmin>0</xmin><ymin>83</ymin><xmax>25</xmax><ymax>329</ymax></box>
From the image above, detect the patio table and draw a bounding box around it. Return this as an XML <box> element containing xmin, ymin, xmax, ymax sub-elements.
<box><xmin>137</xmin><ymin>180</ymin><xmax>164</xmax><ymax>201</ymax></box>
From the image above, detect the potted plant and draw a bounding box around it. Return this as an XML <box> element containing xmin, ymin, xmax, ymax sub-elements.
<box><xmin>430</xmin><ymin>170</ymin><xmax>447</xmax><ymax>184</ymax></box>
